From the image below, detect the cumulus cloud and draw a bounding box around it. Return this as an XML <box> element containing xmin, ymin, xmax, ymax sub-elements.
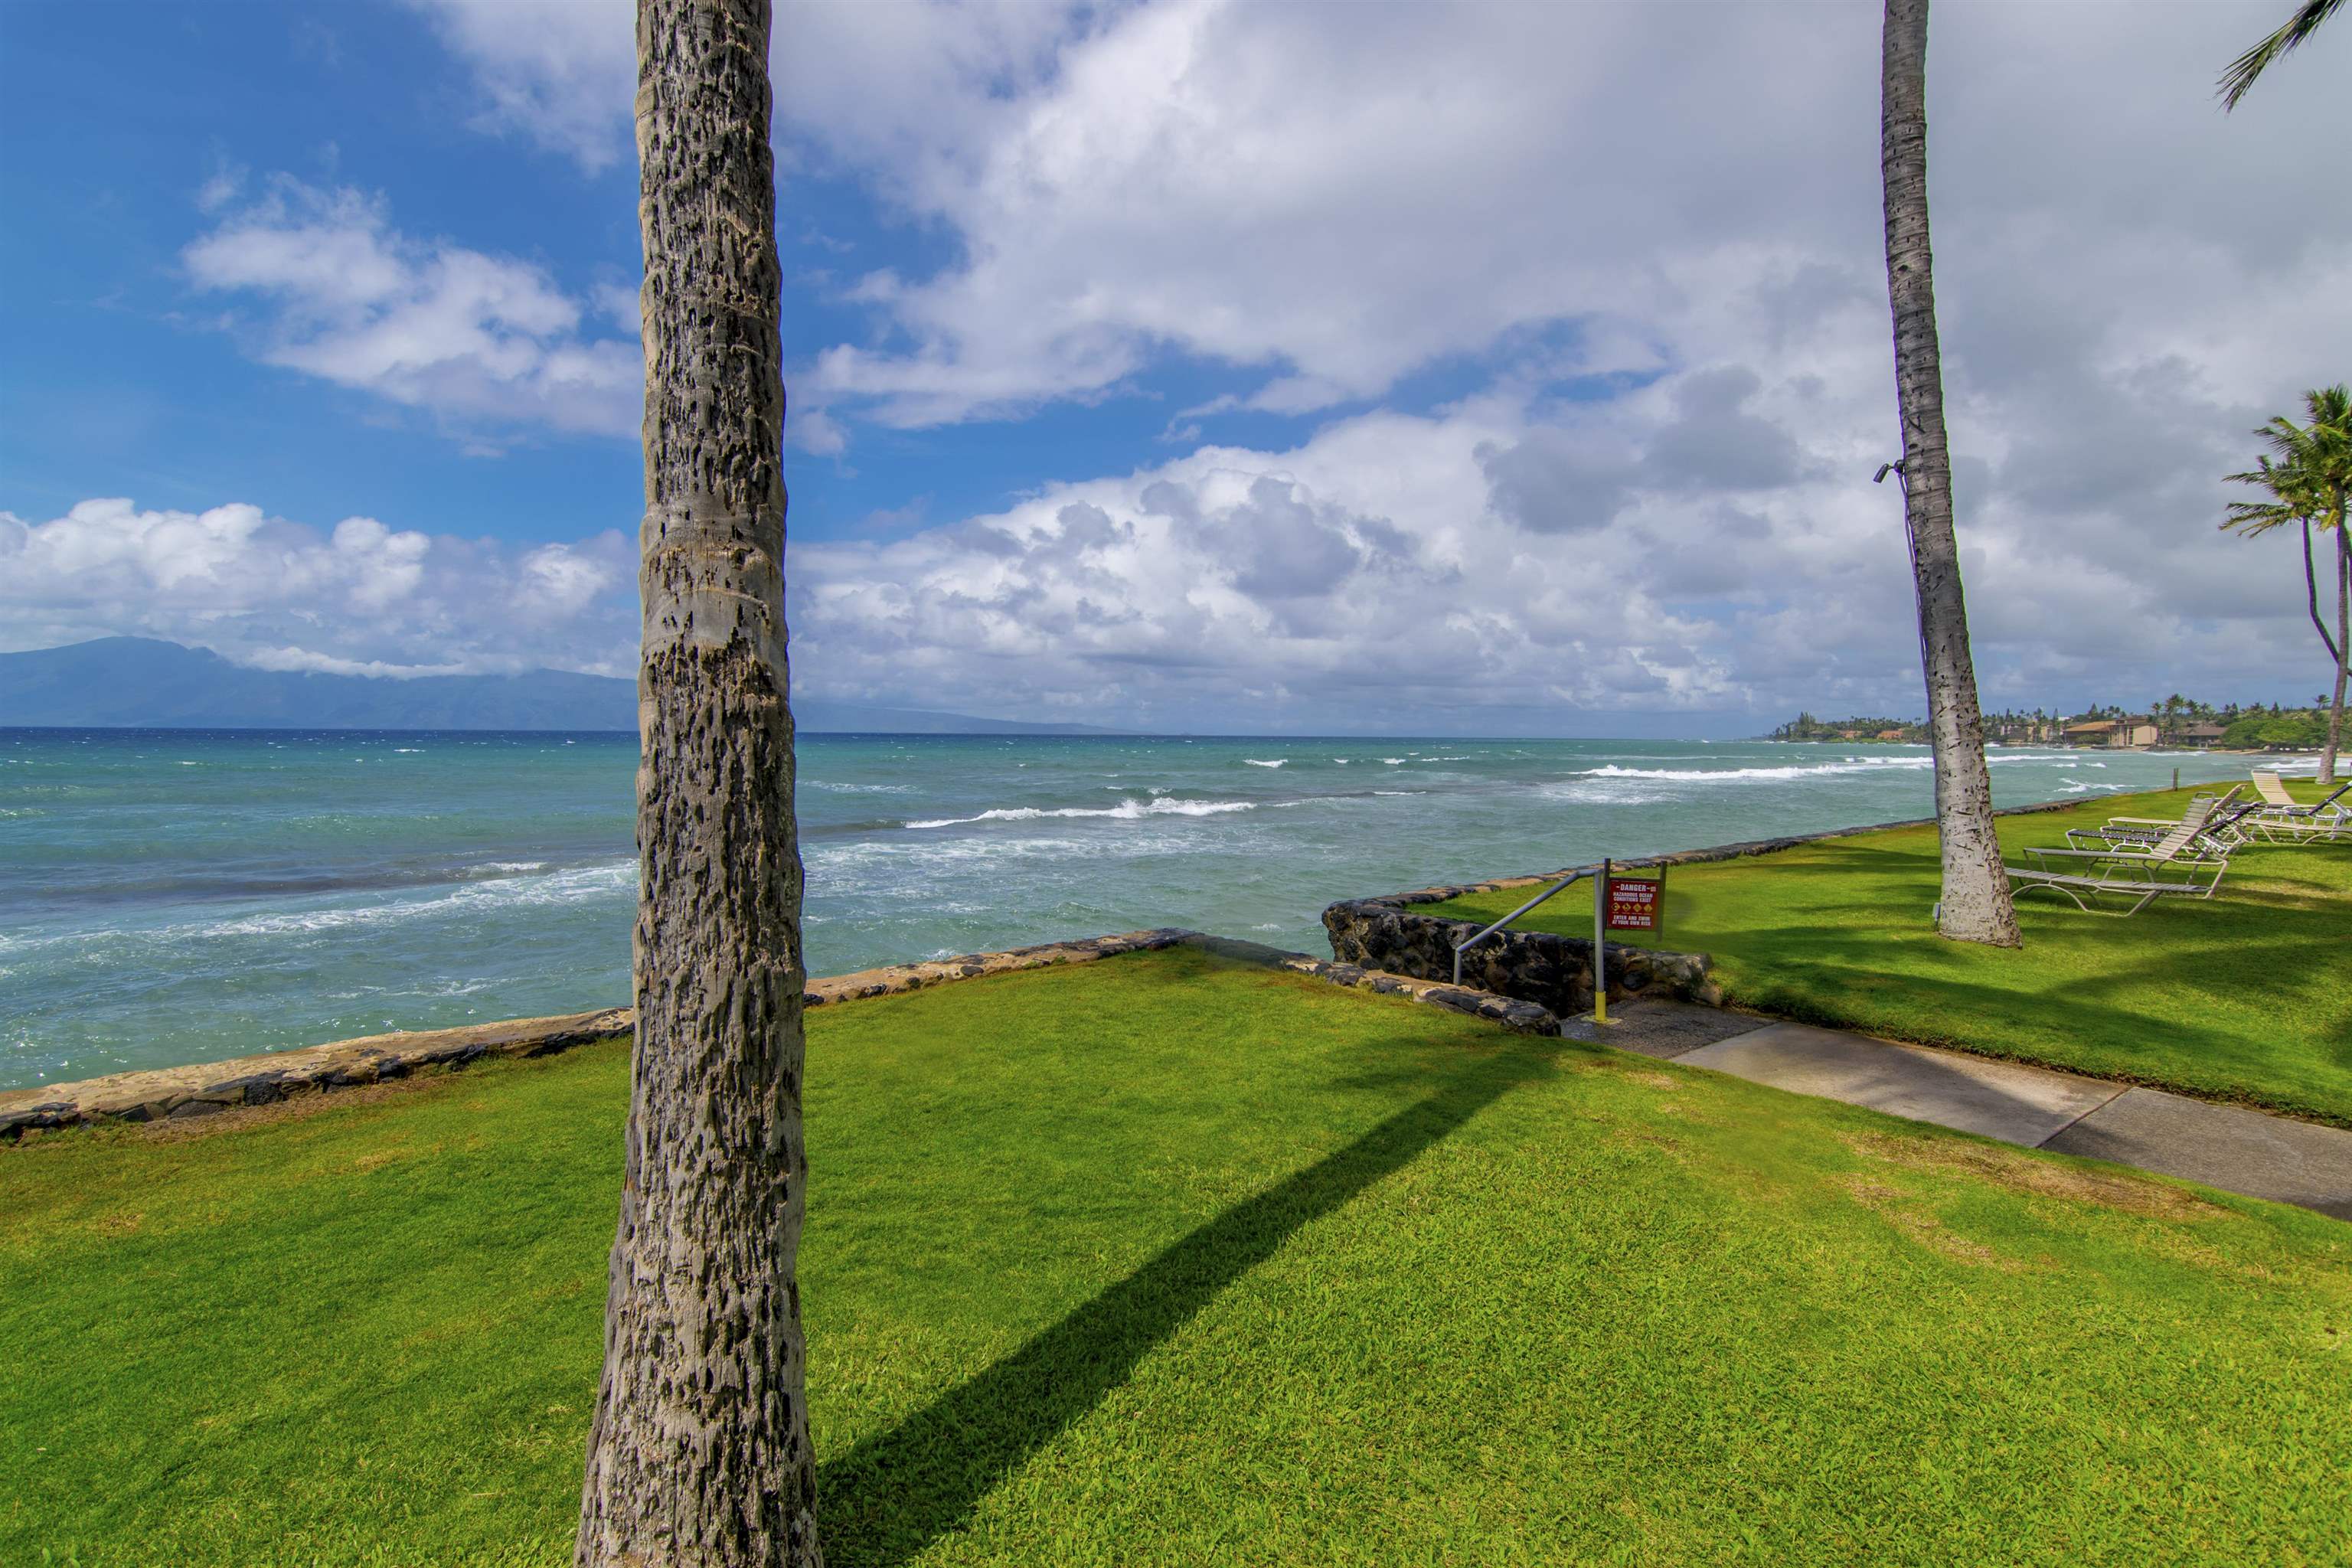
<box><xmin>7</xmin><ymin>354</ymin><xmax>2334</xmax><ymax>726</ymax></box>
<box><xmin>0</xmin><ymin>498</ymin><xmax>635</xmax><ymax>677</ymax></box>
<box><xmin>781</xmin><ymin>381</ymin><xmax>2333</xmax><ymax>728</ymax></box>
<box><xmin>401</xmin><ymin>0</ymin><xmax>637</xmax><ymax>172</ymax></box>
<box><xmin>184</xmin><ymin>178</ymin><xmax>640</xmax><ymax>442</ymax></box>
<box><xmin>97</xmin><ymin>0</ymin><xmax>2347</xmax><ymax>724</ymax></box>
<box><xmin>403</xmin><ymin>0</ymin><xmax>1080</xmax><ymax>180</ymax></box>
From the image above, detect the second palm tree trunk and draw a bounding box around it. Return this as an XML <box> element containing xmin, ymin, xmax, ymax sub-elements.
<box><xmin>1880</xmin><ymin>0</ymin><xmax>2020</xmax><ymax>946</ymax></box>
<box><xmin>2324</xmin><ymin>527</ymin><xmax>2347</xmax><ymax>785</ymax></box>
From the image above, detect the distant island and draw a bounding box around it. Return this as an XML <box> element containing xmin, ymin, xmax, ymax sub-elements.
<box><xmin>0</xmin><ymin>639</ymin><xmax>1129</xmax><ymax>735</ymax></box>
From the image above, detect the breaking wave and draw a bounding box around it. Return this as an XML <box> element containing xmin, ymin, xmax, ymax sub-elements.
<box><xmin>906</xmin><ymin>797</ymin><xmax>1256</xmax><ymax>829</ymax></box>
<box><xmin>1575</xmin><ymin>757</ymin><xmax>1935</xmax><ymax>783</ymax></box>
<box><xmin>197</xmin><ymin>860</ymin><xmax>635</xmax><ymax>938</ymax></box>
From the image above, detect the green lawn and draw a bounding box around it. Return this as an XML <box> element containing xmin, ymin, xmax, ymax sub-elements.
<box><xmin>1417</xmin><ymin>782</ymin><xmax>2352</xmax><ymax>1125</ymax></box>
<box><xmin>4</xmin><ymin>944</ymin><xmax>2348</xmax><ymax>1565</ymax></box>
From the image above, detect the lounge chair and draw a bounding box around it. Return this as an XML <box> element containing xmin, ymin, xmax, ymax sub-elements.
<box><xmin>2231</xmin><ymin>773</ymin><xmax>2350</xmax><ymax>844</ymax></box>
<box><xmin>2246</xmin><ymin>784</ymin><xmax>2352</xmax><ymax>844</ymax></box>
<box><xmin>2069</xmin><ymin>789</ymin><xmax>2240</xmax><ymax>854</ymax></box>
<box><xmin>2006</xmin><ymin>818</ymin><xmax>2230</xmax><ymax>913</ymax></box>
<box><xmin>2004</xmin><ymin>854</ymin><xmax>2227</xmax><ymax>915</ymax></box>
<box><xmin>2252</xmin><ymin>771</ymin><xmax>2300</xmax><ymax>808</ymax></box>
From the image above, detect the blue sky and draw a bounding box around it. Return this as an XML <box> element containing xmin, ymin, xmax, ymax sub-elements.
<box><xmin>1</xmin><ymin>0</ymin><xmax>1478</xmax><ymax>550</ymax></box>
<box><xmin>2</xmin><ymin>0</ymin><xmax>2347</xmax><ymax>733</ymax></box>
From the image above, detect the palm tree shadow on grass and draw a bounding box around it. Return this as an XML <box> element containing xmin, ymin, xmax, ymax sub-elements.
<box><xmin>817</xmin><ymin>1053</ymin><xmax>1544</xmax><ymax>1566</ymax></box>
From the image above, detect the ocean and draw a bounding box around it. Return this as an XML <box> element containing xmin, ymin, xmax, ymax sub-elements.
<box><xmin>0</xmin><ymin>728</ymin><xmax>2264</xmax><ymax>1089</ymax></box>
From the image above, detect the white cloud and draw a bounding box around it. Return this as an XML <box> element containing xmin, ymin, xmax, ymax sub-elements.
<box><xmin>403</xmin><ymin>0</ymin><xmax>1082</xmax><ymax>178</ymax></box>
<box><xmin>798</xmin><ymin>0</ymin><xmax>2350</xmax><ymax>433</ymax></box>
<box><xmin>405</xmin><ymin>0</ymin><xmax>2347</xmax><ymax>443</ymax></box>
<box><xmin>99</xmin><ymin>0</ymin><xmax>2347</xmax><ymax>723</ymax></box>
<box><xmin>239</xmin><ymin>647</ymin><xmax>472</xmax><ymax>679</ymax></box>
<box><xmin>402</xmin><ymin>0</ymin><xmax>637</xmax><ymax>172</ymax></box>
<box><xmin>0</xmin><ymin>498</ymin><xmax>635</xmax><ymax>677</ymax></box>
<box><xmin>5</xmin><ymin>345</ymin><xmax>2331</xmax><ymax>724</ymax></box>
<box><xmin>184</xmin><ymin>179</ymin><xmax>640</xmax><ymax>443</ymax></box>
<box><xmin>784</xmin><ymin>386</ymin><xmax>2331</xmax><ymax>729</ymax></box>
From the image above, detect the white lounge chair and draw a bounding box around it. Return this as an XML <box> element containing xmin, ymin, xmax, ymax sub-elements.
<box><xmin>2243</xmin><ymin>776</ymin><xmax>2350</xmax><ymax>844</ymax></box>
<box><xmin>2004</xmin><ymin>856</ymin><xmax>2227</xmax><ymax>915</ymax></box>
<box><xmin>2006</xmin><ymin>818</ymin><xmax>2230</xmax><ymax>913</ymax></box>
<box><xmin>2069</xmin><ymin>789</ymin><xmax>2241</xmax><ymax>856</ymax></box>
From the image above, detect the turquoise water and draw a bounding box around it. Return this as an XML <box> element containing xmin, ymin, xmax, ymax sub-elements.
<box><xmin>0</xmin><ymin>727</ymin><xmax>2260</xmax><ymax>1089</ymax></box>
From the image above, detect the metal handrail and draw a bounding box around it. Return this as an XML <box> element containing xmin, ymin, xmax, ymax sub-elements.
<box><xmin>1451</xmin><ymin>864</ymin><xmax>1599</xmax><ymax>985</ymax></box>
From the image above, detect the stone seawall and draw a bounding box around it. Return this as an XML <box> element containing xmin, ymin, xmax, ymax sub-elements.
<box><xmin>1322</xmin><ymin>900</ymin><xmax>1715</xmax><ymax>1013</ymax></box>
<box><xmin>0</xmin><ymin>926</ymin><xmax>1563</xmax><ymax>1141</ymax></box>
<box><xmin>0</xmin><ymin>929</ymin><xmax>1197</xmax><ymax>1140</ymax></box>
<box><xmin>1320</xmin><ymin>792</ymin><xmax>2106</xmax><ymax>1014</ymax></box>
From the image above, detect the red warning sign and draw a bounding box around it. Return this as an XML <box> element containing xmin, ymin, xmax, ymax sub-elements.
<box><xmin>1604</xmin><ymin>876</ymin><xmax>1661</xmax><ymax>932</ymax></box>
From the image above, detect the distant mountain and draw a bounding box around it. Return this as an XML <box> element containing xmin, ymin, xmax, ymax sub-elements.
<box><xmin>0</xmin><ymin>639</ymin><xmax>1125</xmax><ymax>735</ymax></box>
<box><xmin>792</xmin><ymin>700</ymin><xmax>1122</xmax><ymax>736</ymax></box>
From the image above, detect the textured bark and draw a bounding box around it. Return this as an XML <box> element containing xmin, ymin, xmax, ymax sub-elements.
<box><xmin>1880</xmin><ymin>0</ymin><xmax>2020</xmax><ymax>947</ymax></box>
<box><xmin>2323</xmin><ymin>524</ymin><xmax>2347</xmax><ymax>785</ymax></box>
<box><xmin>576</xmin><ymin>2</ymin><xmax>822</xmax><ymax>1564</ymax></box>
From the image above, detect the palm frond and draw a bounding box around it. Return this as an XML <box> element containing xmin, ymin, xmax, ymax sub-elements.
<box><xmin>2220</xmin><ymin>0</ymin><xmax>2344</xmax><ymax>110</ymax></box>
<box><xmin>2223</xmin><ymin>453</ymin><xmax>2321</xmax><ymax>536</ymax></box>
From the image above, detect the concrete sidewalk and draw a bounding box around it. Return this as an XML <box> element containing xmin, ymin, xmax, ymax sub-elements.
<box><xmin>1566</xmin><ymin>1000</ymin><xmax>2352</xmax><ymax>1220</ymax></box>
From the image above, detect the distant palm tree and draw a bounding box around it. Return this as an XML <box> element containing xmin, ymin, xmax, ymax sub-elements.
<box><xmin>576</xmin><ymin>2</ymin><xmax>822</xmax><ymax>1565</ymax></box>
<box><xmin>2224</xmin><ymin>387</ymin><xmax>2352</xmax><ymax>786</ymax></box>
<box><xmin>1880</xmin><ymin>0</ymin><xmax>2020</xmax><ymax>946</ymax></box>
<box><xmin>2219</xmin><ymin>0</ymin><xmax>2343</xmax><ymax>109</ymax></box>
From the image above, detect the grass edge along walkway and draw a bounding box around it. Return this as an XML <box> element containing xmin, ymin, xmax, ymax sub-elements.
<box><xmin>5</xmin><ymin>943</ymin><xmax>2351</xmax><ymax>1566</ymax></box>
<box><xmin>1411</xmin><ymin>780</ymin><xmax>2352</xmax><ymax>1128</ymax></box>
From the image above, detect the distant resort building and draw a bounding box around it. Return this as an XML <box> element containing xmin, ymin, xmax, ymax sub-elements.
<box><xmin>2061</xmin><ymin>717</ymin><xmax>2161</xmax><ymax>750</ymax></box>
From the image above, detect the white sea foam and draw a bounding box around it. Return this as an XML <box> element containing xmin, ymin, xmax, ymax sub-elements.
<box><xmin>802</xmin><ymin>780</ymin><xmax>915</xmax><ymax>794</ymax></box>
<box><xmin>1575</xmin><ymin>757</ymin><xmax>1934</xmax><ymax>783</ymax></box>
<box><xmin>1382</xmin><ymin>758</ymin><xmax>1406</xmax><ymax>765</ymax></box>
<box><xmin>905</xmin><ymin>796</ymin><xmax>1256</xmax><ymax>829</ymax></box>
<box><xmin>808</xmin><ymin>829</ymin><xmax>1204</xmax><ymax>876</ymax></box>
<box><xmin>1244</xmin><ymin>759</ymin><xmax>1286</xmax><ymax>768</ymax></box>
<box><xmin>199</xmin><ymin>860</ymin><xmax>635</xmax><ymax>938</ymax></box>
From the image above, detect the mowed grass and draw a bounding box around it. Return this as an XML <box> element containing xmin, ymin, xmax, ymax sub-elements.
<box><xmin>3</xmin><ymin>945</ymin><xmax>2349</xmax><ymax>1566</ymax></box>
<box><xmin>1418</xmin><ymin>782</ymin><xmax>2352</xmax><ymax>1125</ymax></box>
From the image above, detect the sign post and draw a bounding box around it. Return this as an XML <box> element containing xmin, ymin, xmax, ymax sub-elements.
<box><xmin>1595</xmin><ymin>862</ymin><xmax>1668</xmax><ymax>1024</ymax></box>
<box><xmin>1592</xmin><ymin>858</ymin><xmax>1609</xmax><ymax>1026</ymax></box>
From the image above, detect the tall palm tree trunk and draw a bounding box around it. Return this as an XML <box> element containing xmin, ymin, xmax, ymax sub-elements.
<box><xmin>577</xmin><ymin>2</ymin><xmax>821</xmax><ymax>1564</ymax></box>
<box><xmin>2324</xmin><ymin>524</ymin><xmax>2347</xmax><ymax>785</ymax></box>
<box><xmin>1880</xmin><ymin>0</ymin><xmax>2020</xmax><ymax>946</ymax></box>
<box><xmin>2300</xmin><ymin>520</ymin><xmax>2341</xmax><ymax>667</ymax></box>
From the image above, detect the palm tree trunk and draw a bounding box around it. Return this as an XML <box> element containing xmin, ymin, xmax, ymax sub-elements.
<box><xmin>576</xmin><ymin>2</ymin><xmax>821</xmax><ymax>1564</ymax></box>
<box><xmin>2324</xmin><ymin>523</ymin><xmax>2347</xmax><ymax>786</ymax></box>
<box><xmin>1880</xmin><ymin>0</ymin><xmax>2019</xmax><ymax>946</ymax></box>
<box><xmin>2301</xmin><ymin>519</ymin><xmax>2341</xmax><ymax>665</ymax></box>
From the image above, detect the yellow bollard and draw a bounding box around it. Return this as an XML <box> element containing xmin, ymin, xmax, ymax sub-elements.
<box><xmin>1593</xmin><ymin>857</ymin><xmax>1610</xmax><ymax>1027</ymax></box>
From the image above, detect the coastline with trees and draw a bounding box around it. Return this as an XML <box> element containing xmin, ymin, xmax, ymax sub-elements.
<box><xmin>1770</xmin><ymin>701</ymin><xmax>2338</xmax><ymax>751</ymax></box>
